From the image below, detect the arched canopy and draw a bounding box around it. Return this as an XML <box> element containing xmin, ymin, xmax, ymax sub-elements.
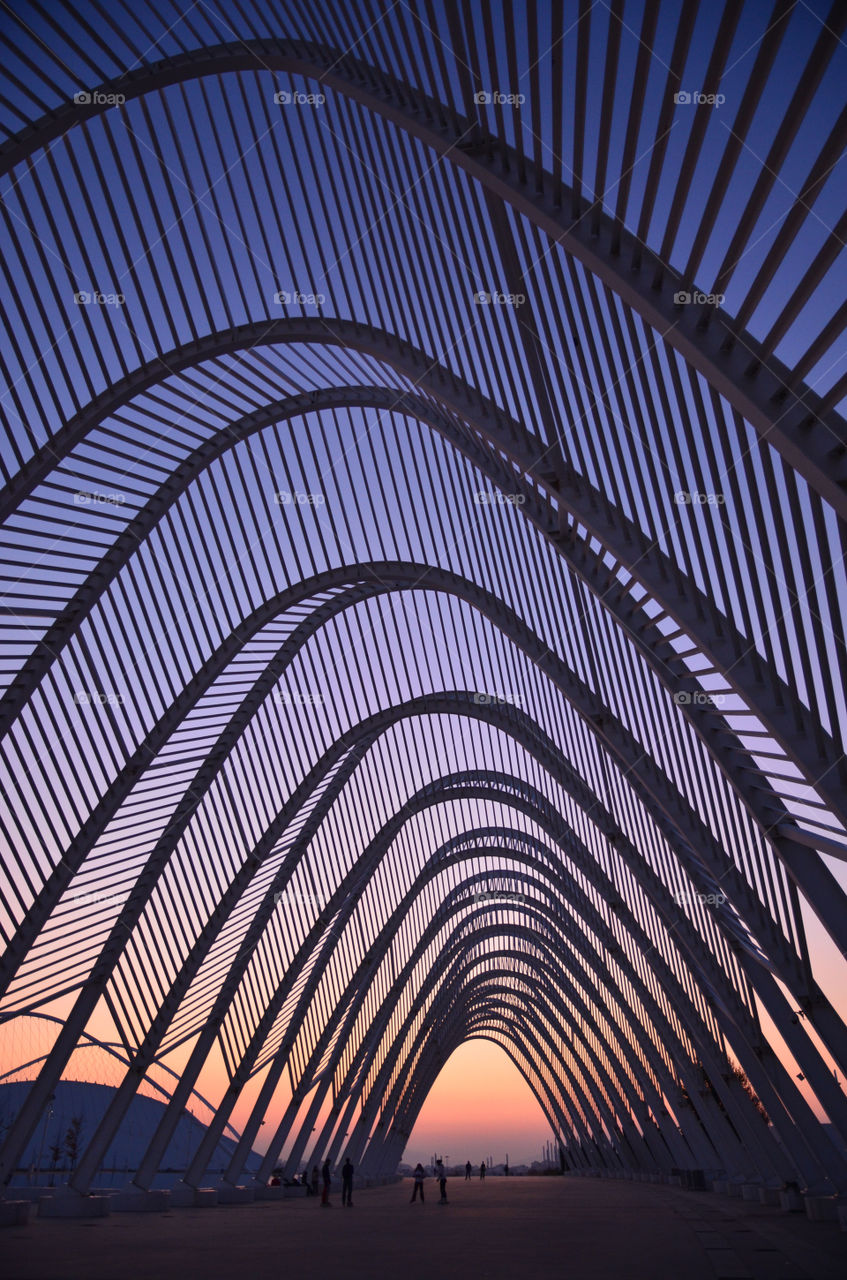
<box><xmin>0</xmin><ymin>0</ymin><xmax>845</xmax><ymax>1194</ymax></box>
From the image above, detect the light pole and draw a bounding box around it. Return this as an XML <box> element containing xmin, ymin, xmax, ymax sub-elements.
<box><xmin>35</xmin><ymin>1094</ymin><xmax>55</xmax><ymax>1186</ymax></box>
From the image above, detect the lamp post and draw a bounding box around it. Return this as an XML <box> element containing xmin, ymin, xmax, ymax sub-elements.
<box><xmin>35</xmin><ymin>1094</ymin><xmax>55</xmax><ymax>1186</ymax></box>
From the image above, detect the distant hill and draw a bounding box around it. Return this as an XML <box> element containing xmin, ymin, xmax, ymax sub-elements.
<box><xmin>0</xmin><ymin>1080</ymin><xmax>262</xmax><ymax>1188</ymax></box>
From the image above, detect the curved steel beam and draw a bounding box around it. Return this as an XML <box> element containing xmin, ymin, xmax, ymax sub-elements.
<box><xmin>6</xmin><ymin>680</ymin><xmax>839</xmax><ymax>1190</ymax></box>
<box><xmin>338</xmin><ymin>928</ymin><xmax>738</xmax><ymax>1181</ymax></box>
<box><xmin>137</xmin><ymin>765</ymin><xmax>731</xmax><ymax>1188</ymax></box>
<box><xmin>382</xmin><ymin>991</ymin><xmax>679</xmax><ymax>1177</ymax></box>
<box><xmin>245</xmin><ymin>797</ymin><xmax>815</xmax><ymax>1191</ymax></box>
<box><xmin>7</xmin><ymin>552</ymin><xmax>839</xmax><ymax>1062</ymax></box>
<box><xmin>375</xmin><ymin>978</ymin><xmax>624</xmax><ymax>1175</ymax></box>
<box><xmin>2</xmin><ymin>320</ymin><xmax>841</xmax><ymax>838</ymax></box>
<box><xmin>327</xmin><ymin>956</ymin><xmax>663</xmax><ymax>1178</ymax></box>
<box><xmin>384</xmin><ymin>1015</ymin><xmax>581</xmax><ymax>1173</ymax></box>
<box><xmin>1</xmin><ymin>41</ymin><xmax>844</xmax><ymax>515</ymax></box>
<box><xmin>3</xmin><ymin>575</ymin><xmax>842</xmax><ymax>1184</ymax></box>
<box><xmin>245</xmin><ymin>862</ymin><xmax>722</xmax><ymax>1184</ymax></box>
<box><xmin>369</xmin><ymin>959</ymin><xmax>704</xmax><ymax>1175</ymax></box>
<box><xmin>317</xmin><ymin>876</ymin><xmax>792</xmax><ymax>1182</ymax></box>
<box><xmin>227</xmin><ymin>836</ymin><xmax>729</xmax><ymax>1186</ymax></box>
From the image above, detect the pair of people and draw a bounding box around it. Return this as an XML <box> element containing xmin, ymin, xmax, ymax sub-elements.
<box><xmin>318</xmin><ymin>1157</ymin><xmax>355</xmax><ymax>1206</ymax></box>
<box><xmin>409</xmin><ymin>1159</ymin><xmax>448</xmax><ymax>1204</ymax></box>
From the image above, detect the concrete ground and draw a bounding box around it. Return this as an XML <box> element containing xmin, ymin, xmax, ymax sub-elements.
<box><xmin>2</xmin><ymin>1176</ymin><xmax>845</xmax><ymax>1280</ymax></box>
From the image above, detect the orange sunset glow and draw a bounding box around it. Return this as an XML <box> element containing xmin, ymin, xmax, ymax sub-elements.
<box><xmin>404</xmin><ymin>1040</ymin><xmax>555</xmax><ymax>1167</ymax></box>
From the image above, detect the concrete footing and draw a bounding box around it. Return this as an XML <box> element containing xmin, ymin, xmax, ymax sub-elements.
<box><xmin>109</xmin><ymin>1190</ymin><xmax>171</xmax><ymax>1213</ymax></box>
<box><xmin>0</xmin><ymin>1201</ymin><xmax>31</xmax><ymax>1227</ymax></box>
<box><xmin>758</xmin><ymin>1186</ymin><xmax>781</xmax><ymax>1205</ymax></box>
<box><xmin>779</xmin><ymin>1188</ymin><xmax>804</xmax><ymax>1212</ymax></box>
<box><xmin>804</xmin><ymin>1195</ymin><xmax>838</xmax><ymax>1223</ymax></box>
<box><xmin>168</xmin><ymin>1186</ymin><xmax>218</xmax><ymax>1208</ymax></box>
<box><xmin>38</xmin><ymin>1195</ymin><xmax>111</xmax><ymax>1219</ymax></box>
<box><xmin>216</xmin><ymin>1186</ymin><xmax>254</xmax><ymax>1205</ymax></box>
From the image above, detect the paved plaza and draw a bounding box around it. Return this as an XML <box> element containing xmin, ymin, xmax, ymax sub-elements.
<box><xmin>2</xmin><ymin>1178</ymin><xmax>845</xmax><ymax>1280</ymax></box>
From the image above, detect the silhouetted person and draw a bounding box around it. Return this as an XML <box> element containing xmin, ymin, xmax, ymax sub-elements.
<box><xmin>310</xmin><ymin>1165</ymin><xmax>319</xmax><ymax>1196</ymax></box>
<box><xmin>436</xmin><ymin>1158</ymin><xmax>448</xmax><ymax>1204</ymax></box>
<box><xmin>410</xmin><ymin>1162</ymin><xmax>425</xmax><ymax>1203</ymax></box>
<box><xmin>480</xmin><ymin>1161</ymin><xmax>486</xmax><ymax>1180</ymax></box>
<box><xmin>342</xmin><ymin>1157</ymin><xmax>354</xmax><ymax>1206</ymax></box>
<box><xmin>465</xmin><ymin>1160</ymin><xmax>472</xmax><ymax>1180</ymax></box>
<box><xmin>321</xmin><ymin>1159</ymin><xmax>331</xmax><ymax>1207</ymax></box>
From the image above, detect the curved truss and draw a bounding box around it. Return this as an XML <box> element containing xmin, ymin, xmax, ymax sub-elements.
<box><xmin>0</xmin><ymin>0</ymin><xmax>845</xmax><ymax>1197</ymax></box>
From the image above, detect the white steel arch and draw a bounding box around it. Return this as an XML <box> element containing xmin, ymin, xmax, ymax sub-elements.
<box><xmin>0</xmin><ymin>0</ymin><xmax>845</xmax><ymax>1199</ymax></box>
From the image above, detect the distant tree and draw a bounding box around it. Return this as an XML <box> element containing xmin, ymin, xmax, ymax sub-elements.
<box><xmin>64</xmin><ymin>1116</ymin><xmax>84</xmax><ymax>1170</ymax></box>
<box><xmin>48</xmin><ymin>1139</ymin><xmax>63</xmax><ymax>1185</ymax></box>
<box><xmin>729</xmin><ymin>1061</ymin><xmax>769</xmax><ymax>1123</ymax></box>
<box><xmin>680</xmin><ymin>1059</ymin><xmax>769</xmax><ymax>1125</ymax></box>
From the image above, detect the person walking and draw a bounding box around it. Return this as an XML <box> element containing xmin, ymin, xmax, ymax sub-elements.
<box><xmin>435</xmin><ymin>1158</ymin><xmax>448</xmax><ymax>1204</ymax></box>
<box><xmin>479</xmin><ymin>1161</ymin><xmax>486</xmax><ymax>1180</ymax></box>
<box><xmin>341</xmin><ymin>1157</ymin><xmax>354</xmax><ymax>1207</ymax></box>
<box><xmin>409</xmin><ymin>1162</ymin><xmax>425</xmax><ymax>1203</ymax></box>
<box><xmin>321</xmin><ymin>1157</ymin><xmax>332</xmax><ymax>1207</ymax></box>
<box><xmin>465</xmin><ymin>1160</ymin><xmax>472</xmax><ymax>1180</ymax></box>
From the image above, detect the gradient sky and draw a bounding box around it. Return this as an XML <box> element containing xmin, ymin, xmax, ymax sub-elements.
<box><xmin>0</xmin><ymin>0</ymin><xmax>845</xmax><ymax>1192</ymax></box>
<box><xmin>403</xmin><ymin>1039</ymin><xmax>554</xmax><ymax>1168</ymax></box>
